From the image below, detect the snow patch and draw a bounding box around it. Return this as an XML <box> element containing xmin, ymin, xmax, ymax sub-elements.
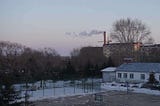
<box><xmin>101</xmin><ymin>82</ymin><xmax>160</xmax><ymax>96</ymax></box>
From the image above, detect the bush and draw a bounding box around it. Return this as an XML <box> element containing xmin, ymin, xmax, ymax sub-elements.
<box><xmin>147</xmin><ymin>72</ymin><xmax>159</xmax><ymax>84</ymax></box>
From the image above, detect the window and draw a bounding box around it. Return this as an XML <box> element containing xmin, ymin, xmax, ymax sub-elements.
<box><xmin>130</xmin><ymin>73</ymin><xmax>134</xmax><ymax>79</ymax></box>
<box><xmin>118</xmin><ymin>73</ymin><xmax>122</xmax><ymax>78</ymax></box>
<box><xmin>123</xmin><ymin>73</ymin><xmax>127</xmax><ymax>78</ymax></box>
<box><xmin>140</xmin><ymin>74</ymin><xmax>145</xmax><ymax>80</ymax></box>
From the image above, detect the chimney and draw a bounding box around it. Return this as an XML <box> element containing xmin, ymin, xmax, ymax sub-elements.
<box><xmin>103</xmin><ymin>31</ymin><xmax>106</xmax><ymax>46</ymax></box>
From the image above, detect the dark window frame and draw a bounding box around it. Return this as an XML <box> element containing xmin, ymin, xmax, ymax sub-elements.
<box><xmin>123</xmin><ymin>73</ymin><xmax>127</xmax><ymax>78</ymax></box>
<box><xmin>130</xmin><ymin>73</ymin><xmax>134</xmax><ymax>79</ymax></box>
<box><xmin>118</xmin><ymin>73</ymin><xmax>122</xmax><ymax>78</ymax></box>
<box><xmin>140</xmin><ymin>74</ymin><xmax>145</xmax><ymax>80</ymax></box>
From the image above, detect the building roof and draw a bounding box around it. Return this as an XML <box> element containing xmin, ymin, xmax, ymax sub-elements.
<box><xmin>142</xmin><ymin>44</ymin><xmax>160</xmax><ymax>47</ymax></box>
<box><xmin>101</xmin><ymin>67</ymin><xmax>116</xmax><ymax>72</ymax></box>
<box><xmin>103</xmin><ymin>42</ymin><xmax>142</xmax><ymax>46</ymax></box>
<box><xmin>116</xmin><ymin>63</ymin><xmax>160</xmax><ymax>73</ymax></box>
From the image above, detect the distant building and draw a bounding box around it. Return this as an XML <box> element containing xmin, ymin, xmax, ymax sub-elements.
<box><xmin>103</xmin><ymin>42</ymin><xmax>142</xmax><ymax>65</ymax></box>
<box><xmin>103</xmin><ymin>42</ymin><xmax>141</xmax><ymax>58</ymax></box>
<box><xmin>140</xmin><ymin>44</ymin><xmax>160</xmax><ymax>62</ymax></box>
<box><xmin>101</xmin><ymin>63</ymin><xmax>160</xmax><ymax>83</ymax></box>
<box><xmin>140</xmin><ymin>44</ymin><xmax>160</xmax><ymax>56</ymax></box>
<box><xmin>141</xmin><ymin>44</ymin><xmax>160</xmax><ymax>50</ymax></box>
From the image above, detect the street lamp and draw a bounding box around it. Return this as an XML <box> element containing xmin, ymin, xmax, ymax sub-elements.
<box><xmin>20</xmin><ymin>69</ymin><xmax>29</xmax><ymax>106</ymax></box>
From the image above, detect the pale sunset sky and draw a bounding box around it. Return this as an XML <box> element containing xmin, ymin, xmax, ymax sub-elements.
<box><xmin>0</xmin><ymin>0</ymin><xmax>160</xmax><ymax>55</ymax></box>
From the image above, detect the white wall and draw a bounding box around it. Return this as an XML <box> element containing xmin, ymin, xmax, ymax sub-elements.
<box><xmin>155</xmin><ymin>73</ymin><xmax>160</xmax><ymax>82</ymax></box>
<box><xmin>116</xmin><ymin>71</ymin><xmax>152</xmax><ymax>83</ymax></box>
<box><xmin>102</xmin><ymin>71</ymin><xmax>116</xmax><ymax>82</ymax></box>
<box><xmin>103</xmin><ymin>71</ymin><xmax>160</xmax><ymax>83</ymax></box>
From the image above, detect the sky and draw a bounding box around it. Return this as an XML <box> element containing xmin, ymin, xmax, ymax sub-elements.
<box><xmin>0</xmin><ymin>0</ymin><xmax>160</xmax><ymax>56</ymax></box>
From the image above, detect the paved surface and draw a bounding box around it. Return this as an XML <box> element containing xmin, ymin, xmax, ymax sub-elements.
<box><xmin>31</xmin><ymin>91</ymin><xmax>160</xmax><ymax>106</ymax></box>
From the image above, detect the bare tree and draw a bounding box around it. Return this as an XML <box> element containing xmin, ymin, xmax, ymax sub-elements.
<box><xmin>111</xmin><ymin>18</ymin><xmax>151</xmax><ymax>43</ymax></box>
<box><xmin>70</xmin><ymin>48</ymin><xmax>80</xmax><ymax>57</ymax></box>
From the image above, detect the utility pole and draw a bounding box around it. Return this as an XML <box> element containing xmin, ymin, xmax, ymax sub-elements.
<box><xmin>21</xmin><ymin>69</ymin><xmax>29</xmax><ymax>106</ymax></box>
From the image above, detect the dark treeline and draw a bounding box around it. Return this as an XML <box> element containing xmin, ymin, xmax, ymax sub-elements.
<box><xmin>69</xmin><ymin>47</ymin><xmax>113</xmax><ymax>78</ymax></box>
<box><xmin>0</xmin><ymin>41</ymin><xmax>111</xmax><ymax>84</ymax></box>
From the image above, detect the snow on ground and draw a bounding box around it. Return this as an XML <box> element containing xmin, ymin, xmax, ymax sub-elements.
<box><xmin>27</xmin><ymin>86</ymin><xmax>98</xmax><ymax>101</ymax></box>
<box><xmin>15</xmin><ymin>79</ymin><xmax>160</xmax><ymax>102</ymax></box>
<box><xmin>14</xmin><ymin>78</ymin><xmax>102</xmax><ymax>101</ymax></box>
<box><xmin>101</xmin><ymin>82</ymin><xmax>160</xmax><ymax>96</ymax></box>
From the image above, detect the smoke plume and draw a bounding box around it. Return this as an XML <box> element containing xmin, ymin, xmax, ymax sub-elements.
<box><xmin>66</xmin><ymin>30</ymin><xmax>103</xmax><ymax>37</ymax></box>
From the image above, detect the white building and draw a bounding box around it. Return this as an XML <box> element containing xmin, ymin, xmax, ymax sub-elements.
<box><xmin>101</xmin><ymin>67</ymin><xmax>116</xmax><ymax>82</ymax></box>
<box><xmin>102</xmin><ymin>63</ymin><xmax>160</xmax><ymax>83</ymax></box>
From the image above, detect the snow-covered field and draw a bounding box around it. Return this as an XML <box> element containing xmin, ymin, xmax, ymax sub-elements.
<box><xmin>14</xmin><ymin>78</ymin><xmax>102</xmax><ymax>101</ymax></box>
<box><xmin>101</xmin><ymin>82</ymin><xmax>160</xmax><ymax>96</ymax></box>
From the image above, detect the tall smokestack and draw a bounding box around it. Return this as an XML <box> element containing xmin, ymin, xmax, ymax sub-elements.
<box><xmin>103</xmin><ymin>31</ymin><xmax>106</xmax><ymax>46</ymax></box>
